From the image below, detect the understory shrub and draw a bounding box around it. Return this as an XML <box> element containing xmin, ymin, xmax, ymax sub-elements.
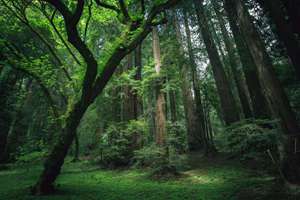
<box><xmin>219</xmin><ymin>119</ymin><xmax>279</xmax><ymax>162</ymax></box>
<box><xmin>16</xmin><ymin>139</ymin><xmax>48</xmax><ymax>164</ymax></box>
<box><xmin>95</xmin><ymin>120</ymin><xmax>147</xmax><ymax>168</ymax></box>
<box><xmin>166</xmin><ymin>121</ymin><xmax>188</xmax><ymax>154</ymax></box>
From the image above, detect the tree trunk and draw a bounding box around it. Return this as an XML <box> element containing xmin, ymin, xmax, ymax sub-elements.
<box><xmin>173</xmin><ymin>12</ymin><xmax>202</xmax><ymax>149</ymax></box>
<box><xmin>122</xmin><ymin>54</ymin><xmax>135</xmax><ymax>122</ymax></box>
<box><xmin>224</xmin><ymin>3</ymin><xmax>270</xmax><ymax>119</ymax></box>
<box><xmin>133</xmin><ymin>44</ymin><xmax>143</xmax><ymax>118</ymax></box>
<box><xmin>259</xmin><ymin>0</ymin><xmax>300</xmax><ymax>80</ymax></box>
<box><xmin>183</xmin><ymin>10</ymin><xmax>206</xmax><ymax>149</ymax></box>
<box><xmin>212</xmin><ymin>0</ymin><xmax>252</xmax><ymax>118</ymax></box>
<box><xmin>32</xmin><ymin>100</ymin><xmax>86</xmax><ymax>194</ymax></box>
<box><xmin>194</xmin><ymin>0</ymin><xmax>240</xmax><ymax>125</ymax></box>
<box><xmin>225</xmin><ymin>0</ymin><xmax>300</xmax><ymax>184</ymax></box>
<box><xmin>152</xmin><ymin>27</ymin><xmax>167</xmax><ymax>146</ymax></box>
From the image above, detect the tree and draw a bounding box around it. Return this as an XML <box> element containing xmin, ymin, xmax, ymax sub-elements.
<box><xmin>211</xmin><ymin>0</ymin><xmax>252</xmax><ymax>118</ymax></box>
<box><xmin>29</xmin><ymin>0</ymin><xmax>181</xmax><ymax>194</ymax></box>
<box><xmin>224</xmin><ymin>0</ymin><xmax>300</xmax><ymax>185</ymax></box>
<box><xmin>152</xmin><ymin>27</ymin><xmax>167</xmax><ymax>146</ymax></box>
<box><xmin>173</xmin><ymin>11</ymin><xmax>202</xmax><ymax>150</ymax></box>
<box><xmin>223</xmin><ymin>1</ymin><xmax>270</xmax><ymax>119</ymax></box>
<box><xmin>193</xmin><ymin>0</ymin><xmax>240</xmax><ymax>125</ymax></box>
<box><xmin>258</xmin><ymin>0</ymin><xmax>300</xmax><ymax>80</ymax></box>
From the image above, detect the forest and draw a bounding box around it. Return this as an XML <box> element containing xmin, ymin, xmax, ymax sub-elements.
<box><xmin>0</xmin><ymin>0</ymin><xmax>300</xmax><ymax>199</ymax></box>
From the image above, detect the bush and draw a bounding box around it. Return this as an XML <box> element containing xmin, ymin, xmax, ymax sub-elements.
<box><xmin>133</xmin><ymin>144</ymin><xmax>166</xmax><ymax>168</ymax></box>
<box><xmin>219</xmin><ymin>119</ymin><xmax>279</xmax><ymax>162</ymax></box>
<box><xmin>95</xmin><ymin>120</ymin><xmax>148</xmax><ymax>168</ymax></box>
<box><xmin>133</xmin><ymin>144</ymin><xmax>187</xmax><ymax>178</ymax></box>
<box><xmin>166</xmin><ymin>121</ymin><xmax>187</xmax><ymax>154</ymax></box>
<box><xmin>15</xmin><ymin>139</ymin><xmax>48</xmax><ymax>164</ymax></box>
<box><xmin>16</xmin><ymin>151</ymin><xmax>47</xmax><ymax>164</ymax></box>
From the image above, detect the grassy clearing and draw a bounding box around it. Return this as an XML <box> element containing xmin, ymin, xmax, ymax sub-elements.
<box><xmin>0</xmin><ymin>155</ymin><xmax>297</xmax><ymax>200</ymax></box>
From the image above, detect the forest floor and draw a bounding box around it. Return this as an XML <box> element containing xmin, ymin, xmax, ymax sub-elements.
<box><xmin>0</xmin><ymin>152</ymin><xmax>299</xmax><ymax>200</ymax></box>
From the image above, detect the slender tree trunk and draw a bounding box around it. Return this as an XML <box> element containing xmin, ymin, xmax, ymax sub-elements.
<box><xmin>183</xmin><ymin>10</ymin><xmax>206</xmax><ymax>149</ymax></box>
<box><xmin>133</xmin><ymin>44</ymin><xmax>143</xmax><ymax>118</ymax></box>
<box><xmin>194</xmin><ymin>0</ymin><xmax>240</xmax><ymax>125</ymax></box>
<box><xmin>259</xmin><ymin>0</ymin><xmax>300</xmax><ymax>80</ymax></box>
<box><xmin>122</xmin><ymin>54</ymin><xmax>135</xmax><ymax>121</ymax></box>
<box><xmin>225</xmin><ymin>0</ymin><xmax>300</xmax><ymax>184</ymax></box>
<box><xmin>152</xmin><ymin>27</ymin><xmax>167</xmax><ymax>146</ymax></box>
<box><xmin>212</xmin><ymin>0</ymin><xmax>252</xmax><ymax>118</ymax></box>
<box><xmin>174</xmin><ymin>12</ymin><xmax>202</xmax><ymax>149</ymax></box>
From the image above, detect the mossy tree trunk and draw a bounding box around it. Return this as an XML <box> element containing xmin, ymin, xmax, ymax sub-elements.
<box><xmin>32</xmin><ymin>0</ymin><xmax>181</xmax><ymax>194</ymax></box>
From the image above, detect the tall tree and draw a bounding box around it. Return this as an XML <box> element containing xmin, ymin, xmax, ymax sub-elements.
<box><xmin>211</xmin><ymin>0</ymin><xmax>252</xmax><ymax>118</ymax></box>
<box><xmin>29</xmin><ymin>0</ymin><xmax>181</xmax><ymax>194</ymax></box>
<box><xmin>193</xmin><ymin>0</ymin><xmax>240</xmax><ymax>125</ymax></box>
<box><xmin>223</xmin><ymin>2</ymin><xmax>270</xmax><ymax>119</ymax></box>
<box><xmin>173</xmin><ymin>12</ymin><xmax>202</xmax><ymax>150</ymax></box>
<box><xmin>224</xmin><ymin>0</ymin><xmax>300</xmax><ymax>184</ymax></box>
<box><xmin>258</xmin><ymin>0</ymin><xmax>300</xmax><ymax>80</ymax></box>
<box><xmin>152</xmin><ymin>27</ymin><xmax>167</xmax><ymax>146</ymax></box>
<box><xmin>133</xmin><ymin>44</ymin><xmax>143</xmax><ymax>118</ymax></box>
<box><xmin>182</xmin><ymin>9</ymin><xmax>207</xmax><ymax>149</ymax></box>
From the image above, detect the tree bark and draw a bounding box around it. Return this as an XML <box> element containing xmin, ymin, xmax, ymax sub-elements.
<box><xmin>152</xmin><ymin>27</ymin><xmax>167</xmax><ymax>146</ymax></box>
<box><xmin>225</xmin><ymin>0</ymin><xmax>300</xmax><ymax>184</ymax></box>
<box><xmin>182</xmin><ymin>10</ymin><xmax>206</xmax><ymax>149</ymax></box>
<box><xmin>173</xmin><ymin>12</ymin><xmax>202</xmax><ymax>149</ymax></box>
<box><xmin>224</xmin><ymin>6</ymin><xmax>270</xmax><ymax>119</ymax></box>
<box><xmin>31</xmin><ymin>0</ymin><xmax>182</xmax><ymax>194</ymax></box>
<box><xmin>212</xmin><ymin>0</ymin><xmax>252</xmax><ymax>118</ymax></box>
<box><xmin>133</xmin><ymin>44</ymin><xmax>143</xmax><ymax>118</ymax></box>
<box><xmin>194</xmin><ymin>0</ymin><xmax>240</xmax><ymax>125</ymax></box>
<box><xmin>122</xmin><ymin>53</ymin><xmax>135</xmax><ymax>121</ymax></box>
<box><xmin>259</xmin><ymin>0</ymin><xmax>300</xmax><ymax>80</ymax></box>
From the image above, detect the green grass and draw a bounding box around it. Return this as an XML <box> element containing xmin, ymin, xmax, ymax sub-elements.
<box><xmin>0</xmin><ymin>156</ymin><xmax>296</xmax><ymax>200</ymax></box>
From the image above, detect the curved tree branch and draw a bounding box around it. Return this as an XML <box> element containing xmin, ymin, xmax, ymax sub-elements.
<box><xmin>95</xmin><ymin>0</ymin><xmax>120</xmax><ymax>13</ymax></box>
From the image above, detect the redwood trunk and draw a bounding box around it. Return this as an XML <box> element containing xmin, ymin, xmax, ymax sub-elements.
<box><xmin>225</xmin><ymin>0</ymin><xmax>300</xmax><ymax>184</ymax></box>
<box><xmin>225</xmin><ymin>4</ymin><xmax>270</xmax><ymax>119</ymax></box>
<box><xmin>212</xmin><ymin>0</ymin><xmax>252</xmax><ymax>118</ymax></box>
<box><xmin>194</xmin><ymin>0</ymin><xmax>240</xmax><ymax>125</ymax></box>
<box><xmin>152</xmin><ymin>27</ymin><xmax>167</xmax><ymax>146</ymax></box>
<box><xmin>259</xmin><ymin>0</ymin><xmax>300</xmax><ymax>79</ymax></box>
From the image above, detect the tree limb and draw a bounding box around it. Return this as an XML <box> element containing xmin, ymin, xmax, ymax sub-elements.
<box><xmin>118</xmin><ymin>0</ymin><xmax>131</xmax><ymax>21</ymax></box>
<box><xmin>95</xmin><ymin>0</ymin><xmax>120</xmax><ymax>13</ymax></box>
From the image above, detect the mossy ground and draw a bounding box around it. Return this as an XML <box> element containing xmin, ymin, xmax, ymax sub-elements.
<box><xmin>0</xmin><ymin>154</ymin><xmax>298</xmax><ymax>200</ymax></box>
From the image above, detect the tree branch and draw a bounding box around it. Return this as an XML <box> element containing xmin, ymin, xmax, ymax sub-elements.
<box><xmin>84</xmin><ymin>0</ymin><xmax>93</xmax><ymax>42</ymax></box>
<box><xmin>43</xmin><ymin>0</ymin><xmax>98</xmax><ymax>104</ymax></box>
<box><xmin>95</xmin><ymin>0</ymin><xmax>120</xmax><ymax>13</ymax></box>
<box><xmin>118</xmin><ymin>0</ymin><xmax>131</xmax><ymax>21</ymax></box>
<box><xmin>37</xmin><ymin>5</ymin><xmax>81</xmax><ymax>66</ymax></box>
